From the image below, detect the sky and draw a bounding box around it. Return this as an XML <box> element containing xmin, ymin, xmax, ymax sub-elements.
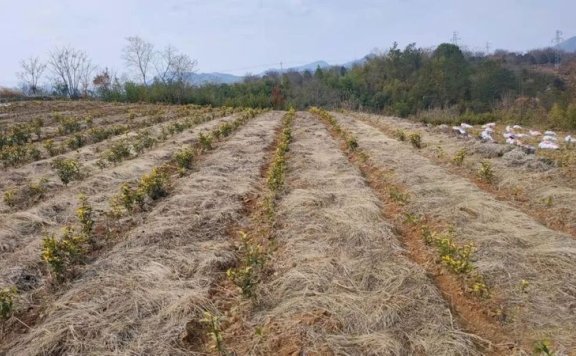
<box><xmin>1</xmin><ymin>0</ymin><xmax>575</xmax><ymax>87</ymax></box>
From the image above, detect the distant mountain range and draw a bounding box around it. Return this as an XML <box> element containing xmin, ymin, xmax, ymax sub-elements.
<box><xmin>556</xmin><ymin>36</ymin><xmax>576</xmax><ymax>52</ymax></box>
<box><xmin>185</xmin><ymin>58</ymin><xmax>367</xmax><ymax>86</ymax></box>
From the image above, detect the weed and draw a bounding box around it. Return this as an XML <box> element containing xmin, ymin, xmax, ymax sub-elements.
<box><xmin>51</xmin><ymin>157</ymin><xmax>82</xmax><ymax>185</ymax></box>
<box><xmin>478</xmin><ymin>160</ymin><xmax>495</xmax><ymax>183</ymax></box>
<box><xmin>409</xmin><ymin>132</ymin><xmax>422</xmax><ymax>148</ymax></box>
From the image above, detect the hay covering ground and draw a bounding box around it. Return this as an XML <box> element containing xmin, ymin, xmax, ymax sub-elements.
<box><xmin>243</xmin><ymin>114</ymin><xmax>481</xmax><ymax>355</ymax></box>
<box><xmin>2</xmin><ymin>112</ymin><xmax>282</xmax><ymax>355</ymax></box>
<box><xmin>335</xmin><ymin>112</ymin><xmax>576</xmax><ymax>353</ymax></box>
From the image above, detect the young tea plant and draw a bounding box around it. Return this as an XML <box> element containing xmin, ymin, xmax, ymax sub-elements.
<box><xmin>174</xmin><ymin>146</ymin><xmax>195</xmax><ymax>171</ymax></box>
<box><xmin>51</xmin><ymin>157</ymin><xmax>83</xmax><ymax>186</ymax></box>
<box><xmin>395</xmin><ymin>129</ymin><xmax>407</xmax><ymax>141</ymax></box>
<box><xmin>138</xmin><ymin>167</ymin><xmax>169</xmax><ymax>200</ymax></box>
<box><xmin>453</xmin><ymin>149</ymin><xmax>467</xmax><ymax>166</ymax></box>
<box><xmin>76</xmin><ymin>194</ymin><xmax>94</xmax><ymax>237</ymax></box>
<box><xmin>409</xmin><ymin>132</ymin><xmax>422</xmax><ymax>149</ymax></box>
<box><xmin>198</xmin><ymin>132</ymin><xmax>213</xmax><ymax>151</ymax></box>
<box><xmin>42</xmin><ymin>226</ymin><xmax>86</xmax><ymax>281</ymax></box>
<box><xmin>478</xmin><ymin>160</ymin><xmax>495</xmax><ymax>184</ymax></box>
<box><xmin>200</xmin><ymin>311</ymin><xmax>226</xmax><ymax>355</ymax></box>
<box><xmin>0</xmin><ymin>287</ymin><xmax>17</xmax><ymax>320</ymax></box>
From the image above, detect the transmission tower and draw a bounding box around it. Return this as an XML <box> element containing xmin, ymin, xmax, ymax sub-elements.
<box><xmin>485</xmin><ymin>42</ymin><xmax>491</xmax><ymax>55</ymax></box>
<box><xmin>451</xmin><ymin>31</ymin><xmax>461</xmax><ymax>46</ymax></box>
<box><xmin>553</xmin><ymin>30</ymin><xmax>563</xmax><ymax>68</ymax></box>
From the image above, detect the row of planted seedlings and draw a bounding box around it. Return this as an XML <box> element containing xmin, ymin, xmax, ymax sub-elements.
<box><xmin>0</xmin><ymin>105</ymin><xmax>190</xmax><ymax>168</ymax></box>
<box><xmin>0</xmin><ymin>108</ymin><xmax>264</xmax><ymax>334</ymax></box>
<box><xmin>309</xmin><ymin>108</ymin><xmax>494</xmax><ymax>312</ymax></box>
<box><xmin>194</xmin><ymin>109</ymin><xmax>295</xmax><ymax>355</ymax></box>
<box><xmin>374</xmin><ymin>120</ymin><xmax>576</xmax><ymax>238</ymax></box>
<box><xmin>2</xmin><ymin>106</ymin><xmax>239</xmax><ymax>210</ymax></box>
<box><xmin>393</xmin><ymin>127</ymin><xmax>498</xmax><ymax>185</ymax></box>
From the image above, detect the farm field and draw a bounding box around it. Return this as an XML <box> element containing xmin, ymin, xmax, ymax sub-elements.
<box><xmin>1</xmin><ymin>101</ymin><xmax>576</xmax><ymax>355</ymax></box>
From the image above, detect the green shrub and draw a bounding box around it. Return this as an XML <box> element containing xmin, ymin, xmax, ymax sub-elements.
<box><xmin>138</xmin><ymin>167</ymin><xmax>169</xmax><ymax>200</ymax></box>
<box><xmin>57</xmin><ymin>116</ymin><xmax>82</xmax><ymax>134</ymax></box>
<box><xmin>44</xmin><ymin>139</ymin><xmax>61</xmax><ymax>157</ymax></box>
<box><xmin>174</xmin><ymin>146</ymin><xmax>195</xmax><ymax>170</ymax></box>
<box><xmin>395</xmin><ymin>129</ymin><xmax>407</xmax><ymax>141</ymax></box>
<box><xmin>51</xmin><ymin>157</ymin><xmax>82</xmax><ymax>185</ymax></box>
<box><xmin>105</xmin><ymin>140</ymin><xmax>131</xmax><ymax>163</ymax></box>
<box><xmin>409</xmin><ymin>132</ymin><xmax>422</xmax><ymax>149</ymax></box>
<box><xmin>198</xmin><ymin>132</ymin><xmax>213</xmax><ymax>150</ymax></box>
<box><xmin>41</xmin><ymin>226</ymin><xmax>86</xmax><ymax>281</ymax></box>
<box><xmin>66</xmin><ymin>134</ymin><xmax>85</xmax><ymax>150</ymax></box>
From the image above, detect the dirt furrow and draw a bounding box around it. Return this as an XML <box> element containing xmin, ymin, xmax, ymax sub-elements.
<box><xmin>335</xmin><ymin>113</ymin><xmax>576</xmax><ymax>353</ymax></box>
<box><xmin>240</xmin><ymin>114</ymin><xmax>482</xmax><ymax>355</ymax></box>
<box><xmin>1</xmin><ymin>112</ymin><xmax>282</xmax><ymax>355</ymax></box>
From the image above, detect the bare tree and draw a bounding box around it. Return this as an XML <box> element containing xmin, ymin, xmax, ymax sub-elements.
<box><xmin>17</xmin><ymin>57</ymin><xmax>47</xmax><ymax>95</ymax></box>
<box><xmin>123</xmin><ymin>36</ymin><xmax>154</xmax><ymax>85</ymax></box>
<box><xmin>48</xmin><ymin>46</ymin><xmax>94</xmax><ymax>98</ymax></box>
<box><xmin>154</xmin><ymin>45</ymin><xmax>197</xmax><ymax>84</ymax></box>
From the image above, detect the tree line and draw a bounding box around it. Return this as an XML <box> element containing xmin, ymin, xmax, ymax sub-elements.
<box><xmin>12</xmin><ymin>39</ymin><xmax>576</xmax><ymax>128</ymax></box>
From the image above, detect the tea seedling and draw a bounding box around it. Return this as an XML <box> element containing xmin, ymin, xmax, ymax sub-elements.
<box><xmin>409</xmin><ymin>132</ymin><xmax>422</xmax><ymax>149</ymax></box>
<box><xmin>51</xmin><ymin>158</ymin><xmax>83</xmax><ymax>186</ymax></box>
<box><xmin>478</xmin><ymin>160</ymin><xmax>495</xmax><ymax>183</ymax></box>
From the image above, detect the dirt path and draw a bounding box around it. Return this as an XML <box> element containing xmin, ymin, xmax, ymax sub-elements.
<box><xmin>240</xmin><ymin>114</ymin><xmax>482</xmax><ymax>355</ymax></box>
<box><xmin>2</xmin><ymin>112</ymin><xmax>283</xmax><ymax>355</ymax></box>
<box><xmin>335</xmin><ymin>113</ymin><xmax>576</xmax><ymax>353</ymax></box>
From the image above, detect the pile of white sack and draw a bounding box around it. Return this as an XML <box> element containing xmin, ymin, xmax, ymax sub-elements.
<box><xmin>480</xmin><ymin>122</ymin><xmax>496</xmax><ymax>142</ymax></box>
<box><xmin>450</xmin><ymin>122</ymin><xmax>573</xmax><ymax>151</ymax></box>
<box><xmin>452</xmin><ymin>123</ymin><xmax>473</xmax><ymax>136</ymax></box>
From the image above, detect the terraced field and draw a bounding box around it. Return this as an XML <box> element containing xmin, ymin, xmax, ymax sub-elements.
<box><xmin>1</xmin><ymin>102</ymin><xmax>576</xmax><ymax>355</ymax></box>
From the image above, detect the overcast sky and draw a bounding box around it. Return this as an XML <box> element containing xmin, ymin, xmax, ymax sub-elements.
<box><xmin>1</xmin><ymin>0</ymin><xmax>575</xmax><ymax>87</ymax></box>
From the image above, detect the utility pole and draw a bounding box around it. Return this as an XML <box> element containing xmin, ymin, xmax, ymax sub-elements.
<box><xmin>553</xmin><ymin>30</ymin><xmax>563</xmax><ymax>69</ymax></box>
